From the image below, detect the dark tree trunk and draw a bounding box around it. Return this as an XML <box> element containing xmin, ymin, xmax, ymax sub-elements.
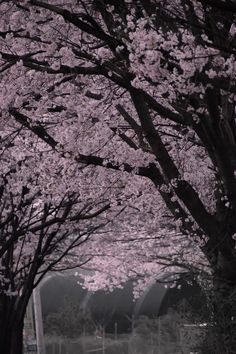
<box><xmin>0</xmin><ymin>323</ymin><xmax>24</xmax><ymax>354</ymax></box>
<box><xmin>9</xmin><ymin>322</ymin><xmax>24</xmax><ymax>354</ymax></box>
<box><xmin>201</xmin><ymin>253</ymin><xmax>236</xmax><ymax>354</ymax></box>
<box><xmin>211</xmin><ymin>280</ymin><xmax>236</xmax><ymax>353</ymax></box>
<box><xmin>201</xmin><ymin>286</ymin><xmax>236</xmax><ymax>353</ymax></box>
<box><xmin>0</xmin><ymin>295</ymin><xmax>27</xmax><ymax>354</ymax></box>
<box><xmin>0</xmin><ymin>316</ymin><xmax>24</xmax><ymax>354</ymax></box>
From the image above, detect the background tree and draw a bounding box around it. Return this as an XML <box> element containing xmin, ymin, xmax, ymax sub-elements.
<box><xmin>1</xmin><ymin>0</ymin><xmax>236</xmax><ymax>352</ymax></box>
<box><xmin>0</xmin><ymin>64</ymin><xmax>112</xmax><ymax>354</ymax></box>
<box><xmin>44</xmin><ymin>295</ymin><xmax>95</xmax><ymax>338</ymax></box>
<box><xmin>0</xmin><ymin>170</ymin><xmax>109</xmax><ymax>354</ymax></box>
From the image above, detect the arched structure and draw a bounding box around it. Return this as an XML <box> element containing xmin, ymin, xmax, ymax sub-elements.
<box><xmin>41</xmin><ymin>271</ymin><xmax>205</xmax><ymax>334</ymax></box>
<box><xmin>40</xmin><ymin>274</ymin><xmax>179</xmax><ymax>333</ymax></box>
<box><xmin>133</xmin><ymin>282</ymin><xmax>168</xmax><ymax>319</ymax></box>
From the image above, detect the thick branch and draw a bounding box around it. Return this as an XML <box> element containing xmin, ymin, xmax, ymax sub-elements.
<box><xmin>204</xmin><ymin>88</ymin><xmax>236</xmax><ymax>209</ymax></box>
<box><xmin>130</xmin><ymin>89</ymin><xmax>220</xmax><ymax>237</ymax></box>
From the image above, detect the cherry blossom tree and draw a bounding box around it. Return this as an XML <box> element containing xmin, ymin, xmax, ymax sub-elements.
<box><xmin>0</xmin><ymin>140</ymin><xmax>111</xmax><ymax>354</ymax></box>
<box><xmin>1</xmin><ymin>0</ymin><xmax>236</xmax><ymax>352</ymax></box>
<box><xmin>0</xmin><ymin>49</ymin><xmax>112</xmax><ymax>353</ymax></box>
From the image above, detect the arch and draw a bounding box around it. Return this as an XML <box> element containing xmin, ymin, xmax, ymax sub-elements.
<box><xmin>133</xmin><ymin>282</ymin><xmax>168</xmax><ymax>318</ymax></box>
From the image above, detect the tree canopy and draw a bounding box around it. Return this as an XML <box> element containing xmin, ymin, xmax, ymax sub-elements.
<box><xmin>1</xmin><ymin>1</ymin><xmax>236</xmax><ymax>351</ymax></box>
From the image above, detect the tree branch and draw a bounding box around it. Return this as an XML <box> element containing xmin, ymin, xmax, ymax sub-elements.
<box><xmin>130</xmin><ymin>89</ymin><xmax>220</xmax><ymax>237</ymax></box>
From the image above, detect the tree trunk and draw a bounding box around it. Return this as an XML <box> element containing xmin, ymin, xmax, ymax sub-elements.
<box><xmin>212</xmin><ymin>282</ymin><xmax>236</xmax><ymax>353</ymax></box>
<box><xmin>0</xmin><ymin>317</ymin><xmax>24</xmax><ymax>354</ymax></box>
<box><xmin>0</xmin><ymin>295</ymin><xmax>26</xmax><ymax>354</ymax></box>
<box><xmin>10</xmin><ymin>323</ymin><xmax>24</xmax><ymax>354</ymax></box>
<box><xmin>201</xmin><ymin>262</ymin><xmax>236</xmax><ymax>353</ymax></box>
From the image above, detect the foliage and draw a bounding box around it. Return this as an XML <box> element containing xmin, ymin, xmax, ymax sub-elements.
<box><xmin>131</xmin><ymin>312</ymin><xmax>181</xmax><ymax>354</ymax></box>
<box><xmin>44</xmin><ymin>296</ymin><xmax>95</xmax><ymax>338</ymax></box>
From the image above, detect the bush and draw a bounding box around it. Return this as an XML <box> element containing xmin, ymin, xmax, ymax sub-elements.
<box><xmin>44</xmin><ymin>296</ymin><xmax>95</xmax><ymax>338</ymax></box>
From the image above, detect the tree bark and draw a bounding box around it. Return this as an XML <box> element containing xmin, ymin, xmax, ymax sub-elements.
<box><xmin>10</xmin><ymin>323</ymin><xmax>24</xmax><ymax>354</ymax></box>
<box><xmin>0</xmin><ymin>295</ymin><xmax>26</xmax><ymax>354</ymax></box>
<box><xmin>202</xmin><ymin>257</ymin><xmax>236</xmax><ymax>354</ymax></box>
<box><xmin>0</xmin><ymin>319</ymin><xmax>24</xmax><ymax>354</ymax></box>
